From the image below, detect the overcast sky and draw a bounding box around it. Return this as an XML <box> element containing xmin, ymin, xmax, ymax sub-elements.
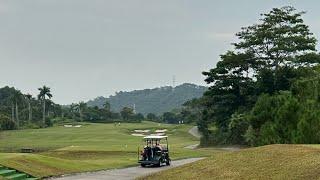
<box><xmin>0</xmin><ymin>0</ymin><xmax>319</xmax><ymax>104</ymax></box>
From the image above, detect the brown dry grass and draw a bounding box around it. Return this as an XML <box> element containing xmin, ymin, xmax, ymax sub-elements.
<box><xmin>140</xmin><ymin>144</ymin><xmax>320</xmax><ymax>180</ymax></box>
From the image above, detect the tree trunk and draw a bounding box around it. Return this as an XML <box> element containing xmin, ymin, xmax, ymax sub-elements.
<box><xmin>43</xmin><ymin>97</ymin><xmax>46</xmax><ymax>125</ymax></box>
<box><xmin>79</xmin><ymin>108</ymin><xmax>82</xmax><ymax>121</ymax></box>
<box><xmin>15</xmin><ymin>101</ymin><xmax>19</xmax><ymax>128</ymax></box>
<box><xmin>28</xmin><ymin>101</ymin><xmax>32</xmax><ymax>123</ymax></box>
<box><xmin>11</xmin><ymin>104</ymin><xmax>15</xmax><ymax>121</ymax></box>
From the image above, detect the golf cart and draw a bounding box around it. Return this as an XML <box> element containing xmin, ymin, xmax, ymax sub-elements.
<box><xmin>138</xmin><ymin>135</ymin><xmax>171</xmax><ymax>167</ymax></box>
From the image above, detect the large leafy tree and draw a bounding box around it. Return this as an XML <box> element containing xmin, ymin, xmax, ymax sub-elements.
<box><xmin>200</xmin><ymin>6</ymin><xmax>319</xmax><ymax>145</ymax></box>
<box><xmin>234</xmin><ymin>6</ymin><xmax>317</xmax><ymax>69</ymax></box>
<box><xmin>38</xmin><ymin>86</ymin><xmax>53</xmax><ymax>125</ymax></box>
<box><xmin>162</xmin><ymin>112</ymin><xmax>179</xmax><ymax>124</ymax></box>
<box><xmin>201</xmin><ymin>51</ymin><xmax>256</xmax><ymax>139</ymax></box>
<box><xmin>146</xmin><ymin>113</ymin><xmax>158</xmax><ymax>121</ymax></box>
<box><xmin>120</xmin><ymin>107</ymin><xmax>134</xmax><ymax>120</ymax></box>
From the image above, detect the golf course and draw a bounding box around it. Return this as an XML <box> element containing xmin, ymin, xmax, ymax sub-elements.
<box><xmin>0</xmin><ymin>121</ymin><xmax>213</xmax><ymax>178</ymax></box>
<box><xmin>2</xmin><ymin>1</ymin><xmax>320</xmax><ymax>180</ymax></box>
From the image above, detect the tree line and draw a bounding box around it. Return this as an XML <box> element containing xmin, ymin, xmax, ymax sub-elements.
<box><xmin>0</xmin><ymin>82</ymin><xmax>201</xmax><ymax>130</ymax></box>
<box><xmin>0</xmin><ymin>86</ymin><xmax>56</xmax><ymax>129</ymax></box>
<box><xmin>197</xmin><ymin>6</ymin><xmax>320</xmax><ymax>146</ymax></box>
<box><xmin>0</xmin><ymin>86</ymin><xmax>151</xmax><ymax>130</ymax></box>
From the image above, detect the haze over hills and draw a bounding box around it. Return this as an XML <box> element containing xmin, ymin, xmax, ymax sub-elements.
<box><xmin>87</xmin><ymin>83</ymin><xmax>207</xmax><ymax>115</ymax></box>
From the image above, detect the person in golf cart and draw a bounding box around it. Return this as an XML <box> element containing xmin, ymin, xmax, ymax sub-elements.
<box><xmin>138</xmin><ymin>135</ymin><xmax>171</xmax><ymax>167</ymax></box>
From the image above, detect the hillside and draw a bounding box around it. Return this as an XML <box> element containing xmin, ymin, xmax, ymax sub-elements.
<box><xmin>87</xmin><ymin>83</ymin><xmax>207</xmax><ymax>115</ymax></box>
<box><xmin>141</xmin><ymin>144</ymin><xmax>320</xmax><ymax>180</ymax></box>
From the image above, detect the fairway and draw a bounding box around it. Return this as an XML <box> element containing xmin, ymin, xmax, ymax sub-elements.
<box><xmin>0</xmin><ymin>121</ymin><xmax>210</xmax><ymax>178</ymax></box>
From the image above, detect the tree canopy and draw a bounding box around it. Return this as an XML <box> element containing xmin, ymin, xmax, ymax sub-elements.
<box><xmin>199</xmin><ymin>6</ymin><xmax>320</xmax><ymax>146</ymax></box>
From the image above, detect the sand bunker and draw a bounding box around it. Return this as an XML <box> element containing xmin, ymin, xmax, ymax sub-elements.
<box><xmin>64</xmin><ymin>125</ymin><xmax>82</xmax><ymax>128</ymax></box>
<box><xmin>134</xmin><ymin>130</ymin><xmax>150</xmax><ymax>133</ymax></box>
<box><xmin>155</xmin><ymin>129</ymin><xmax>167</xmax><ymax>133</ymax></box>
<box><xmin>132</xmin><ymin>129</ymin><xmax>168</xmax><ymax>137</ymax></box>
<box><xmin>150</xmin><ymin>133</ymin><xmax>166</xmax><ymax>136</ymax></box>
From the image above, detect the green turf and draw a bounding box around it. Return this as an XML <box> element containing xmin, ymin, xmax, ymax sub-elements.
<box><xmin>0</xmin><ymin>121</ymin><xmax>212</xmax><ymax>178</ymax></box>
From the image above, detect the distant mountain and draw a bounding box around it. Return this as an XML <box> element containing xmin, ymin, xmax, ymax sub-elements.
<box><xmin>87</xmin><ymin>83</ymin><xmax>207</xmax><ymax>115</ymax></box>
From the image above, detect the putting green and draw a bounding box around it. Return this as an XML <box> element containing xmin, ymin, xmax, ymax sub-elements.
<box><xmin>0</xmin><ymin>121</ymin><xmax>212</xmax><ymax>178</ymax></box>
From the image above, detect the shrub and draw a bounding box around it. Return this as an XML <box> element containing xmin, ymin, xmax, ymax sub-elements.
<box><xmin>228</xmin><ymin>113</ymin><xmax>250</xmax><ymax>144</ymax></box>
<box><xmin>0</xmin><ymin>114</ymin><xmax>17</xmax><ymax>130</ymax></box>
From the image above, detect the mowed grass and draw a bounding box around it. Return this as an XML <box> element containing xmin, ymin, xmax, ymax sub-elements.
<box><xmin>0</xmin><ymin>121</ymin><xmax>211</xmax><ymax>178</ymax></box>
<box><xmin>141</xmin><ymin>144</ymin><xmax>320</xmax><ymax>180</ymax></box>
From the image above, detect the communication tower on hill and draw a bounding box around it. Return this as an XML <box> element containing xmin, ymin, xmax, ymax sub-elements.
<box><xmin>133</xmin><ymin>103</ymin><xmax>136</xmax><ymax>114</ymax></box>
<box><xmin>172</xmin><ymin>75</ymin><xmax>176</xmax><ymax>92</ymax></box>
<box><xmin>172</xmin><ymin>75</ymin><xmax>176</xmax><ymax>88</ymax></box>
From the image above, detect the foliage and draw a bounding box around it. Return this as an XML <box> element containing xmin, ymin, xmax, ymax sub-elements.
<box><xmin>228</xmin><ymin>113</ymin><xmax>250</xmax><ymax>144</ymax></box>
<box><xmin>45</xmin><ymin>117</ymin><xmax>53</xmax><ymax>127</ymax></box>
<box><xmin>120</xmin><ymin>107</ymin><xmax>134</xmax><ymax>120</ymax></box>
<box><xmin>199</xmin><ymin>6</ymin><xmax>320</xmax><ymax>146</ymax></box>
<box><xmin>244</xmin><ymin>125</ymin><xmax>256</xmax><ymax>147</ymax></box>
<box><xmin>0</xmin><ymin>86</ymin><xmax>62</xmax><ymax>129</ymax></box>
<box><xmin>146</xmin><ymin>113</ymin><xmax>159</xmax><ymax>121</ymax></box>
<box><xmin>162</xmin><ymin>112</ymin><xmax>180</xmax><ymax>124</ymax></box>
<box><xmin>0</xmin><ymin>114</ymin><xmax>16</xmax><ymax>130</ymax></box>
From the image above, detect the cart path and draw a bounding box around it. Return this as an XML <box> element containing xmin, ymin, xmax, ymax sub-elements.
<box><xmin>184</xmin><ymin>126</ymin><xmax>201</xmax><ymax>149</ymax></box>
<box><xmin>188</xmin><ymin>126</ymin><xmax>202</xmax><ymax>139</ymax></box>
<box><xmin>51</xmin><ymin>158</ymin><xmax>204</xmax><ymax>180</ymax></box>
<box><xmin>186</xmin><ymin>126</ymin><xmax>242</xmax><ymax>152</ymax></box>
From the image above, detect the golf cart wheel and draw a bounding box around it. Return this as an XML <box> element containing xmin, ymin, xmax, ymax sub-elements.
<box><xmin>141</xmin><ymin>164</ymin><xmax>146</xmax><ymax>167</ymax></box>
<box><xmin>166</xmin><ymin>160</ymin><xmax>170</xmax><ymax>166</ymax></box>
<box><xmin>156</xmin><ymin>160</ymin><xmax>161</xmax><ymax>167</ymax></box>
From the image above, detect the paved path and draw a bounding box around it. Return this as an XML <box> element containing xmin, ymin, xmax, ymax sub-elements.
<box><xmin>185</xmin><ymin>126</ymin><xmax>241</xmax><ymax>152</ymax></box>
<box><xmin>51</xmin><ymin>158</ymin><xmax>204</xmax><ymax>180</ymax></box>
<box><xmin>188</xmin><ymin>126</ymin><xmax>202</xmax><ymax>139</ymax></box>
<box><xmin>184</xmin><ymin>143</ymin><xmax>199</xmax><ymax>149</ymax></box>
<box><xmin>184</xmin><ymin>126</ymin><xmax>202</xmax><ymax>149</ymax></box>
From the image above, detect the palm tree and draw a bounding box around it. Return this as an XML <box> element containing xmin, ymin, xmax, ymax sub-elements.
<box><xmin>25</xmin><ymin>94</ymin><xmax>33</xmax><ymax>123</ymax></box>
<box><xmin>46</xmin><ymin>99</ymin><xmax>54</xmax><ymax>117</ymax></box>
<box><xmin>10</xmin><ymin>90</ymin><xmax>22</xmax><ymax>128</ymax></box>
<box><xmin>38</xmin><ymin>86</ymin><xmax>53</xmax><ymax>125</ymax></box>
<box><xmin>11</xmin><ymin>102</ymin><xmax>14</xmax><ymax>122</ymax></box>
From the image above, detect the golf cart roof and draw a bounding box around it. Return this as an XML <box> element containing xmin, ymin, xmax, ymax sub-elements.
<box><xmin>143</xmin><ymin>135</ymin><xmax>168</xmax><ymax>140</ymax></box>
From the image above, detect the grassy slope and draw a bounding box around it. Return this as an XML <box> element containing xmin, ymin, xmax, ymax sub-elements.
<box><xmin>0</xmin><ymin>121</ymin><xmax>211</xmax><ymax>178</ymax></box>
<box><xmin>141</xmin><ymin>144</ymin><xmax>320</xmax><ymax>180</ymax></box>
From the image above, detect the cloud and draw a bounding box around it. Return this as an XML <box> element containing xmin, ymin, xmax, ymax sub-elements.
<box><xmin>207</xmin><ymin>32</ymin><xmax>235</xmax><ymax>41</ymax></box>
<box><xmin>0</xmin><ymin>2</ymin><xmax>10</xmax><ymax>14</ymax></box>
